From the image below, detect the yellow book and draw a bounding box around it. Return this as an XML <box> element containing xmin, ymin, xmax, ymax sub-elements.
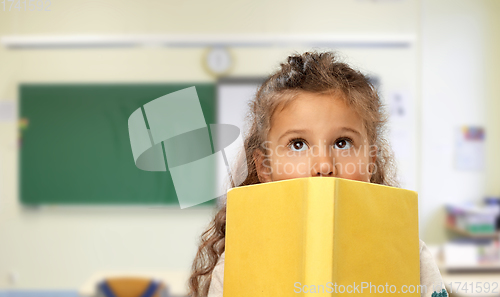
<box><xmin>224</xmin><ymin>177</ymin><xmax>420</xmax><ymax>296</ymax></box>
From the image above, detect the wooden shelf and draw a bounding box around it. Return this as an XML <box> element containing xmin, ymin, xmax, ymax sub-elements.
<box><xmin>442</xmin><ymin>223</ymin><xmax>500</xmax><ymax>274</ymax></box>
<box><xmin>446</xmin><ymin>263</ymin><xmax>500</xmax><ymax>273</ymax></box>
<box><xmin>446</xmin><ymin>223</ymin><xmax>500</xmax><ymax>239</ymax></box>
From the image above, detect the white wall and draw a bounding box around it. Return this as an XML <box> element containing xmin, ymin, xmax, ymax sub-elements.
<box><xmin>420</xmin><ymin>0</ymin><xmax>500</xmax><ymax>243</ymax></box>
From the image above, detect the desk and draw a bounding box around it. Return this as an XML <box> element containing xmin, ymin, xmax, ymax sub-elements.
<box><xmin>79</xmin><ymin>271</ymin><xmax>190</xmax><ymax>297</ymax></box>
<box><xmin>431</xmin><ymin>244</ymin><xmax>500</xmax><ymax>297</ymax></box>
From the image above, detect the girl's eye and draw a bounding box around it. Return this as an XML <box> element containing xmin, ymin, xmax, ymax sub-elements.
<box><xmin>334</xmin><ymin>138</ymin><xmax>353</xmax><ymax>150</ymax></box>
<box><xmin>288</xmin><ymin>139</ymin><xmax>309</xmax><ymax>152</ymax></box>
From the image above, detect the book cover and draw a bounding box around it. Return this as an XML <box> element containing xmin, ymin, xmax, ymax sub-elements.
<box><xmin>224</xmin><ymin>177</ymin><xmax>420</xmax><ymax>296</ymax></box>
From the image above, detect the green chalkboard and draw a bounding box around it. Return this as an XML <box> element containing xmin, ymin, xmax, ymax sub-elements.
<box><xmin>20</xmin><ymin>83</ymin><xmax>217</xmax><ymax>207</ymax></box>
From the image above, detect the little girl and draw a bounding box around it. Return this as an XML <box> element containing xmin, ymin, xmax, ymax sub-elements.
<box><xmin>188</xmin><ymin>51</ymin><xmax>447</xmax><ymax>297</ymax></box>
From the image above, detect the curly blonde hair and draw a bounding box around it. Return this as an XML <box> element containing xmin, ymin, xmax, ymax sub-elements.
<box><xmin>187</xmin><ymin>51</ymin><xmax>398</xmax><ymax>296</ymax></box>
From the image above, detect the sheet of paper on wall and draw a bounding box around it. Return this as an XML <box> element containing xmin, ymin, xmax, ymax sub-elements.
<box><xmin>391</xmin><ymin>128</ymin><xmax>411</xmax><ymax>159</ymax></box>
<box><xmin>454</xmin><ymin>126</ymin><xmax>485</xmax><ymax>171</ymax></box>
<box><xmin>388</xmin><ymin>90</ymin><xmax>414</xmax><ymax>189</ymax></box>
<box><xmin>0</xmin><ymin>101</ymin><xmax>16</xmax><ymax>122</ymax></box>
<box><xmin>388</xmin><ymin>90</ymin><xmax>412</xmax><ymax>163</ymax></box>
<box><xmin>390</xmin><ymin>128</ymin><xmax>415</xmax><ymax>189</ymax></box>
<box><xmin>389</xmin><ymin>90</ymin><xmax>411</xmax><ymax>122</ymax></box>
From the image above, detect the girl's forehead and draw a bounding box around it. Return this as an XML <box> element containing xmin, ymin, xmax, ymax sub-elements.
<box><xmin>268</xmin><ymin>92</ymin><xmax>369</xmax><ymax>141</ymax></box>
<box><xmin>275</xmin><ymin>92</ymin><xmax>362</xmax><ymax>122</ymax></box>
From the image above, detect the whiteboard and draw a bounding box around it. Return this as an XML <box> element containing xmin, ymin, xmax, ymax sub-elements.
<box><xmin>215</xmin><ymin>78</ymin><xmax>264</xmax><ymax>198</ymax></box>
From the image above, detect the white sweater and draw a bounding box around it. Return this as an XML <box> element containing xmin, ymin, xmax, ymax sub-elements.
<box><xmin>207</xmin><ymin>239</ymin><xmax>446</xmax><ymax>297</ymax></box>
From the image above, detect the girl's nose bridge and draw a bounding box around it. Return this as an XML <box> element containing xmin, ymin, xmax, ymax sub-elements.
<box><xmin>309</xmin><ymin>140</ymin><xmax>336</xmax><ymax>175</ymax></box>
<box><xmin>310</xmin><ymin>139</ymin><xmax>331</xmax><ymax>158</ymax></box>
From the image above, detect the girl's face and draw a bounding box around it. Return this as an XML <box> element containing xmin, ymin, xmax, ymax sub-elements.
<box><xmin>254</xmin><ymin>91</ymin><xmax>376</xmax><ymax>183</ymax></box>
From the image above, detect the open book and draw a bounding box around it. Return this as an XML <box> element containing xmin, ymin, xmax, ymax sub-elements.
<box><xmin>224</xmin><ymin>177</ymin><xmax>420</xmax><ymax>296</ymax></box>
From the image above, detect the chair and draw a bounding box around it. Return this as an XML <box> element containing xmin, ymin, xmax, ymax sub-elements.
<box><xmin>95</xmin><ymin>277</ymin><xmax>169</xmax><ymax>297</ymax></box>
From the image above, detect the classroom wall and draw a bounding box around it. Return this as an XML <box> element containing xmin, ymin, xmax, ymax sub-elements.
<box><xmin>0</xmin><ymin>0</ymin><xmax>498</xmax><ymax>291</ymax></box>
<box><xmin>0</xmin><ymin>0</ymin><xmax>420</xmax><ymax>290</ymax></box>
<box><xmin>420</xmin><ymin>0</ymin><xmax>500</xmax><ymax>243</ymax></box>
<box><xmin>484</xmin><ymin>1</ymin><xmax>500</xmax><ymax>197</ymax></box>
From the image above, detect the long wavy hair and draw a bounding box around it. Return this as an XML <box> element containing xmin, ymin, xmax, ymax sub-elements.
<box><xmin>187</xmin><ymin>51</ymin><xmax>399</xmax><ymax>296</ymax></box>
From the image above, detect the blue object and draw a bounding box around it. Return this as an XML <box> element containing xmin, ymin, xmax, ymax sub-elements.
<box><xmin>98</xmin><ymin>280</ymin><xmax>161</xmax><ymax>297</ymax></box>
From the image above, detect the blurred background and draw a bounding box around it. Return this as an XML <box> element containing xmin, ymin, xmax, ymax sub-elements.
<box><xmin>1</xmin><ymin>0</ymin><xmax>500</xmax><ymax>296</ymax></box>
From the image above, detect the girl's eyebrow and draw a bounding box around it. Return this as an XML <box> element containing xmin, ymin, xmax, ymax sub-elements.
<box><xmin>340</xmin><ymin>127</ymin><xmax>362</xmax><ymax>137</ymax></box>
<box><xmin>278</xmin><ymin>129</ymin><xmax>310</xmax><ymax>142</ymax></box>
